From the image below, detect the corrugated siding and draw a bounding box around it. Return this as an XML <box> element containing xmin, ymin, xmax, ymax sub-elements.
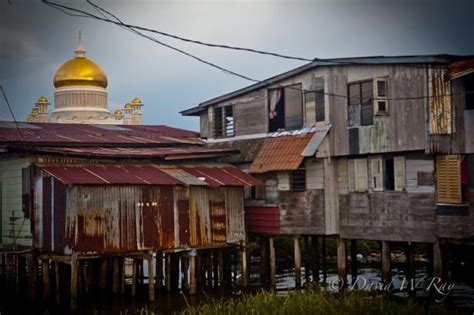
<box><xmin>225</xmin><ymin>187</ymin><xmax>245</xmax><ymax>243</ymax></box>
<box><xmin>429</xmin><ymin>67</ymin><xmax>452</xmax><ymax>135</ymax></box>
<box><xmin>1</xmin><ymin>158</ymin><xmax>32</xmax><ymax>246</ymax></box>
<box><xmin>245</xmin><ymin>205</ymin><xmax>280</xmax><ymax>235</ymax></box>
<box><xmin>175</xmin><ymin>186</ymin><xmax>190</xmax><ymax>247</ymax></box>
<box><xmin>208</xmin><ymin>188</ymin><xmax>226</xmax><ymax>244</ymax></box>
<box><xmin>189</xmin><ymin>186</ymin><xmax>211</xmax><ymax>247</ymax></box>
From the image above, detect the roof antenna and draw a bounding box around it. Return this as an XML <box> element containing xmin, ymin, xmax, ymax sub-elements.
<box><xmin>75</xmin><ymin>30</ymin><xmax>86</xmax><ymax>57</ymax></box>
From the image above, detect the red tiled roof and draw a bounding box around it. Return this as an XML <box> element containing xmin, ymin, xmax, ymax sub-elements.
<box><xmin>249</xmin><ymin>134</ymin><xmax>314</xmax><ymax>173</ymax></box>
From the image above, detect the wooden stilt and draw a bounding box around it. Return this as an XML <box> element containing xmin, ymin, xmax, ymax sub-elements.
<box><xmin>196</xmin><ymin>252</ymin><xmax>202</xmax><ymax>289</ymax></box>
<box><xmin>82</xmin><ymin>261</ymin><xmax>89</xmax><ymax>294</ymax></box>
<box><xmin>433</xmin><ymin>239</ymin><xmax>443</xmax><ymax>278</ymax></box>
<box><xmin>54</xmin><ymin>261</ymin><xmax>60</xmax><ymax>304</ymax></box>
<box><xmin>120</xmin><ymin>258</ymin><xmax>125</xmax><ymax>295</ymax></box>
<box><xmin>70</xmin><ymin>253</ymin><xmax>78</xmax><ymax>310</ymax></box>
<box><xmin>189</xmin><ymin>255</ymin><xmax>197</xmax><ymax>295</ymax></box>
<box><xmin>381</xmin><ymin>241</ymin><xmax>391</xmax><ymax>284</ymax></box>
<box><xmin>166</xmin><ymin>254</ymin><xmax>171</xmax><ymax>292</ymax></box>
<box><xmin>222</xmin><ymin>248</ymin><xmax>232</xmax><ymax>286</ymax></box>
<box><xmin>213</xmin><ymin>249</ymin><xmax>219</xmax><ymax>288</ymax></box>
<box><xmin>131</xmin><ymin>259</ymin><xmax>137</xmax><ymax>296</ymax></box>
<box><xmin>269</xmin><ymin>237</ymin><xmax>276</xmax><ymax>290</ymax></box>
<box><xmin>336</xmin><ymin>237</ymin><xmax>347</xmax><ymax>288</ymax></box>
<box><xmin>311</xmin><ymin>236</ymin><xmax>320</xmax><ymax>283</ymax></box>
<box><xmin>240</xmin><ymin>245</ymin><xmax>249</xmax><ymax>287</ymax></box>
<box><xmin>29</xmin><ymin>255</ymin><xmax>38</xmax><ymax>301</ymax></box>
<box><xmin>322</xmin><ymin>236</ymin><xmax>327</xmax><ymax>283</ymax></box>
<box><xmin>171</xmin><ymin>253</ymin><xmax>180</xmax><ymax>292</ymax></box>
<box><xmin>294</xmin><ymin>235</ymin><xmax>301</xmax><ymax>288</ymax></box>
<box><xmin>148</xmin><ymin>255</ymin><xmax>155</xmax><ymax>301</ymax></box>
<box><xmin>405</xmin><ymin>242</ymin><xmax>416</xmax><ymax>297</ymax></box>
<box><xmin>182</xmin><ymin>255</ymin><xmax>189</xmax><ymax>292</ymax></box>
<box><xmin>112</xmin><ymin>257</ymin><xmax>120</xmax><ymax>294</ymax></box>
<box><xmin>156</xmin><ymin>252</ymin><xmax>164</xmax><ymax>290</ymax></box>
<box><xmin>42</xmin><ymin>259</ymin><xmax>50</xmax><ymax>300</ymax></box>
<box><xmin>350</xmin><ymin>240</ymin><xmax>358</xmax><ymax>285</ymax></box>
<box><xmin>218</xmin><ymin>249</ymin><xmax>224</xmax><ymax>287</ymax></box>
<box><xmin>206</xmin><ymin>251</ymin><xmax>213</xmax><ymax>288</ymax></box>
<box><xmin>304</xmin><ymin>237</ymin><xmax>310</xmax><ymax>284</ymax></box>
<box><xmin>99</xmin><ymin>259</ymin><xmax>107</xmax><ymax>290</ymax></box>
<box><xmin>260</xmin><ymin>237</ymin><xmax>267</xmax><ymax>286</ymax></box>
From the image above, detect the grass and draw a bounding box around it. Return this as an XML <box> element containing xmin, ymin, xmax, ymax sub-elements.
<box><xmin>176</xmin><ymin>287</ymin><xmax>463</xmax><ymax>315</ymax></box>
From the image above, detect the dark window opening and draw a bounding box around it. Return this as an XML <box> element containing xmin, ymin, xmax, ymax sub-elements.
<box><xmin>384</xmin><ymin>158</ymin><xmax>395</xmax><ymax>190</ymax></box>
<box><xmin>348</xmin><ymin>80</ymin><xmax>374</xmax><ymax>127</ymax></box>
<box><xmin>269</xmin><ymin>84</ymin><xmax>303</xmax><ymax>132</ymax></box>
<box><xmin>213</xmin><ymin>106</ymin><xmax>234</xmax><ymax>138</ymax></box>
<box><xmin>315</xmin><ymin>89</ymin><xmax>325</xmax><ymax>122</ymax></box>
<box><xmin>377</xmin><ymin>100</ymin><xmax>387</xmax><ymax>112</ymax></box>
<box><xmin>461</xmin><ymin>157</ymin><xmax>470</xmax><ymax>202</ymax></box>
<box><xmin>290</xmin><ymin>167</ymin><xmax>306</xmax><ymax>191</ymax></box>
<box><xmin>377</xmin><ymin>80</ymin><xmax>387</xmax><ymax>97</ymax></box>
<box><xmin>464</xmin><ymin>73</ymin><xmax>474</xmax><ymax>110</ymax></box>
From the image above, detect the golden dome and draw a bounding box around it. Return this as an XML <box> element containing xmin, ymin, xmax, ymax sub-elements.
<box><xmin>37</xmin><ymin>96</ymin><xmax>48</xmax><ymax>104</ymax></box>
<box><xmin>31</xmin><ymin>108</ymin><xmax>39</xmax><ymax>116</ymax></box>
<box><xmin>27</xmin><ymin>116</ymin><xmax>34</xmax><ymax>122</ymax></box>
<box><xmin>114</xmin><ymin>109</ymin><xmax>123</xmax><ymax>117</ymax></box>
<box><xmin>124</xmin><ymin>103</ymin><xmax>133</xmax><ymax>110</ymax></box>
<box><xmin>53</xmin><ymin>33</ymin><xmax>108</xmax><ymax>89</ymax></box>
<box><xmin>132</xmin><ymin>97</ymin><xmax>142</xmax><ymax>104</ymax></box>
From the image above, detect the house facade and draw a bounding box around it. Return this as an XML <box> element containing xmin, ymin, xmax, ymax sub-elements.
<box><xmin>182</xmin><ymin>55</ymin><xmax>474</xmax><ymax>286</ymax></box>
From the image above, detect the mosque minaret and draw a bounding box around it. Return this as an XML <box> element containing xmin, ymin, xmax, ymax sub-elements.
<box><xmin>27</xmin><ymin>32</ymin><xmax>144</xmax><ymax>125</ymax></box>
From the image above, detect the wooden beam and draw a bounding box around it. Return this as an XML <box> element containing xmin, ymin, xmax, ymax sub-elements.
<box><xmin>70</xmin><ymin>253</ymin><xmax>78</xmax><ymax>310</ymax></box>
<box><xmin>433</xmin><ymin>239</ymin><xmax>443</xmax><ymax>278</ymax></box>
<box><xmin>350</xmin><ymin>240</ymin><xmax>358</xmax><ymax>285</ymax></box>
<box><xmin>148</xmin><ymin>255</ymin><xmax>155</xmax><ymax>302</ymax></box>
<box><xmin>189</xmin><ymin>255</ymin><xmax>197</xmax><ymax>295</ymax></box>
<box><xmin>311</xmin><ymin>236</ymin><xmax>320</xmax><ymax>283</ymax></box>
<box><xmin>240</xmin><ymin>246</ymin><xmax>249</xmax><ymax>287</ymax></box>
<box><xmin>381</xmin><ymin>241</ymin><xmax>391</xmax><ymax>284</ymax></box>
<box><xmin>294</xmin><ymin>235</ymin><xmax>301</xmax><ymax>289</ymax></box>
<box><xmin>269</xmin><ymin>237</ymin><xmax>276</xmax><ymax>290</ymax></box>
<box><xmin>112</xmin><ymin>257</ymin><xmax>120</xmax><ymax>294</ymax></box>
<box><xmin>260</xmin><ymin>237</ymin><xmax>267</xmax><ymax>287</ymax></box>
<box><xmin>131</xmin><ymin>259</ymin><xmax>137</xmax><ymax>296</ymax></box>
<box><xmin>336</xmin><ymin>237</ymin><xmax>346</xmax><ymax>288</ymax></box>
<box><xmin>54</xmin><ymin>261</ymin><xmax>60</xmax><ymax>304</ymax></box>
<box><xmin>99</xmin><ymin>259</ymin><xmax>107</xmax><ymax>290</ymax></box>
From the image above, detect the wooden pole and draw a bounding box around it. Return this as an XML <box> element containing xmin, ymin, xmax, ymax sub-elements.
<box><xmin>350</xmin><ymin>240</ymin><xmax>358</xmax><ymax>285</ymax></box>
<box><xmin>240</xmin><ymin>245</ymin><xmax>249</xmax><ymax>287</ymax></box>
<box><xmin>131</xmin><ymin>259</ymin><xmax>137</xmax><ymax>296</ymax></box>
<box><xmin>294</xmin><ymin>235</ymin><xmax>301</xmax><ymax>288</ymax></box>
<box><xmin>70</xmin><ymin>253</ymin><xmax>78</xmax><ymax>310</ymax></box>
<box><xmin>156</xmin><ymin>252</ymin><xmax>164</xmax><ymax>290</ymax></box>
<box><xmin>222</xmin><ymin>248</ymin><xmax>232</xmax><ymax>286</ymax></box>
<box><xmin>54</xmin><ymin>261</ymin><xmax>60</xmax><ymax>304</ymax></box>
<box><xmin>405</xmin><ymin>243</ymin><xmax>415</xmax><ymax>297</ymax></box>
<box><xmin>82</xmin><ymin>261</ymin><xmax>89</xmax><ymax>294</ymax></box>
<box><xmin>213</xmin><ymin>249</ymin><xmax>219</xmax><ymax>288</ymax></box>
<box><xmin>148</xmin><ymin>255</ymin><xmax>155</xmax><ymax>301</ymax></box>
<box><xmin>99</xmin><ymin>258</ymin><xmax>108</xmax><ymax>290</ymax></box>
<box><xmin>112</xmin><ymin>257</ymin><xmax>120</xmax><ymax>294</ymax></box>
<box><xmin>260</xmin><ymin>237</ymin><xmax>267</xmax><ymax>286</ymax></box>
<box><xmin>120</xmin><ymin>258</ymin><xmax>125</xmax><ymax>295</ymax></box>
<box><xmin>189</xmin><ymin>255</ymin><xmax>197</xmax><ymax>295</ymax></box>
<box><xmin>196</xmin><ymin>252</ymin><xmax>202</xmax><ymax>289</ymax></box>
<box><xmin>166</xmin><ymin>253</ymin><xmax>171</xmax><ymax>292</ymax></box>
<box><xmin>433</xmin><ymin>239</ymin><xmax>443</xmax><ymax>278</ymax></box>
<box><xmin>322</xmin><ymin>236</ymin><xmax>327</xmax><ymax>283</ymax></box>
<box><xmin>206</xmin><ymin>251</ymin><xmax>213</xmax><ymax>288</ymax></box>
<box><xmin>269</xmin><ymin>237</ymin><xmax>276</xmax><ymax>289</ymax></box>
<box><xmin>182</xmin><ymin>254</ymin><xmax>189</xmax><ymax>292</ymax></box>
<box><xmin>304</xmin><ymin>237</ymin><xmax>311</xmax><ymax>284</ymax></box>
<box><xmin>381</xmin><ymin>241</ymin><xmax>391</xmax><ymax>284</ymax></box>
<box><xmin>218</xmin><ymin>249</ymin><xmax>224</xmax><ymax>287</ymax></box>
<box><xmin>42</xmin><ymin>259</ymin><xmax>50</xmax><ymax>300</ymax></box>
<box><xmin>311</xmin><ymin>236</ymin><xmax>320</xmax><ymax>283</ymax></box>
<box><xmin>29</xmin><ymin>255</ymin><xmax>38</xmax><ymax>301</ymax></box>
<box><xmin>336</xmin><ymin>237</ymin><xmax>347</xmax><ymax>288</ymax></box>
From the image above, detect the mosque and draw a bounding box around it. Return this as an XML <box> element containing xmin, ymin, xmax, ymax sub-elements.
<box><xmin>27</xmin><ymin>33</ymin><xmax>143</xmax><ymax>125</ymax></box>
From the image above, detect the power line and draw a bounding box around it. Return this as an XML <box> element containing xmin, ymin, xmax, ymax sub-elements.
<box><xmin>44</xmin><ymin>0</ymin><xmax>462</xmax><ymax>102</ymax></box>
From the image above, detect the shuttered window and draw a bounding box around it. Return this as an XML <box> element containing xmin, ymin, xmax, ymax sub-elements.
<box><xmin>348</xmin><ymin>159</ymin><xmax>355</xmax><ymax>192</ymax></box>
<box><xmin>436</xmin><ymin>155</ymin><xmax>462</xmax><ymax>204</ymax></box>
<box><xmin>371</xmin><ymin>157</ymin><xmax>383</xmax><ymax>191</ymax></box>
<box><xmin>394</xmin><ymin>156</ymin><xmax>406</xmax><ymax>191</ymax></box>
<box><xmin>348</xmin><ymin>158</ymin><xmax>368</xmax><ymax>192</ymax></box>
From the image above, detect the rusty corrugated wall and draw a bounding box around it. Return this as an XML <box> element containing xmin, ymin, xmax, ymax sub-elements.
<box><xmin>429</xmin><ymin>67</ymin><xmax>452</xmax><ymax>135</ymax></box>
<box><xmin>225</xmin><ymin>187</ymin><xmax>245</xmax><ymax>243</ymax></box>
<box><xmin>208</xmin><ymin>188</ymin><xmax>226</xmax><ymax>244</ymax></box>
<box><xmin>189</xmin><ymin>186</ymin><xmax>211</xmax><ymax>247</ymax></box>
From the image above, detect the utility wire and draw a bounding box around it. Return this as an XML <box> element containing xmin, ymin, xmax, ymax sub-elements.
<box><xmin>44</xmin><ymin>0</ymin><xmax>462</xmax><ymax>102</ymax></box>
<box><xmin>0</xmin><ymin>85</ymin><xmax>25</xmax><ymax>141</ymax></box>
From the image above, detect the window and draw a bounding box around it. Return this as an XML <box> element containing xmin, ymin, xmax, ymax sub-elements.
<box><xmin>269</xmin><ymin>84</ymin><xmax>303</xmax><ymax>132</ymax></box>
<box><xmin>371</xmin><ymin>157</ymin><xmax>384</xmax><ymax>191</ymax></box>
<box><xmin>213</xmin><ymin>106</ymin><xmax>234</xmax><ymax>138</ymax></box>
<box><xmin>367</xmin><ymin>156</ymin><xmax>405</xmax><ymax>192</ymax></box>
<box><xmin>304</xmin><ymin>90</ymin><xmax>325</xmax><ymax>125</ymax></box>
<box><xmin>436</xmin><ymin>155</ymin><xmax>463</xmax><ymax>204</ymax></box>
<box><xmin>348</xmin><ymin>77</ymin><xmax>388</xmax><ymax>127</ymax></box>
<box><xmin>290</xmin><ymin>167</ymin><xmax>306</xmax><ymax>191</ymax></box>
<box><xmin>348</xmin><ymin>158</ymin><xmax>368</xmax><ymax>192</ymax></box>
<box><xmin>464</xmin><ymin>73</ymin><xmax>474</xmax><ymax>110</ymax></box>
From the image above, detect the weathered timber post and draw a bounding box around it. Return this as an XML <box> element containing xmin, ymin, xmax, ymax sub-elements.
<box><xmin>54</xmin><ymin>261</ymin><xmax>60</xmax><ymax>304</ymax></box>
<box><xmin>99</xmin><ymin>258</ymin><xmax>108</xmax><ymax>290</ymax></box>
<box><xmin>433</xmin><ymin>239</ymin><xmax>443</xmax><ymax>278</ymax></box>
<box><xmin>336</xmin><ymin>237</ymin><xmax>347</xmax><ymax>288</ymax></box>
<box><xmin>269</xmin><ymin>237</ymin><xmax>276</xmax><ymax>289</ymax></box>
<box><xmin>165</xmin><ymin>253</ymin><xmax>171</xmax><ymax>292</ymax></box>
<box><xmin>70</xmin><ymin>253</ymin><xmax>78</xmax><ymax>310</ymax></box>
<box><xmin>42</xmin><ymin>259</ymin><xmax>50</xmax><ymax>300</ymax></box>
<box><xmin>381</xmin><ymin>241</ymin><xmax>391</xmax><ymax>284</ymax></box>
<box><xmin>182</xmin><ymin>254</ymin><xmax>189</xmax><ymax>292</ymax></box>
<box><xmin>311</xmin><ymin>236</ymin><xmax>320</xmax><ymax>282</ymax></box>
<box><xmin>350</xmin><ymin>240</ymin><xmax>358</xmax><ymax>285</ymax></box>
<box><xmin>213</xmin><ymin>249</ymin><xmax>219</xmax><ymax>287</ymax></box>
<box><xmin>112</xmin><ymin>257</ymin><xmax>120</xmax><ymax>294</ymax></box>
<box><xmin>206</xmin><ymin>251</ymin><xmax>213</xmax><ymax>288</ymax></box>
<box><xmin>240</xmin><ymin>244</ymin><xmax>249</xmax><ymax>287</ymax></box>
<box><xmin>196</xmin><ymin>251</ymin><xmax>202</xmax><ymax>289</ymax></box>
<box><xmin>189</xmin><ymin>255</ymin><xmax>197</xmax><ymax>295</ymax></box>
<box><xmin>222</xmin><ymin>248</ymin><xmax>232</xmax><ymax>286</ymax></box>
<box><xmin>260</xmin><ymin>237</ymin><xmax>267</xmax><ymax>286</ymax></box>
<box><xmin>29</xmin><ymin>254</ymin><xmax>38</xmax><ymax>301</ymax></box>
<box><xmin>119</xmin><ymin>258</ymin><xmax>125</xmax><ymax>295</ymax></box>
<box><xmin>131</xmin><ymin>259</ymin><xmax>137</xmax><ymax>296</ymax></box>
<box><xmin>148</xmin><ymin>254</ymin><xmax>155</xmax><ymax>301</ymax></box>
<box><xmin>304</xmin><ymin>237</ymin><xmax>311</xmax><ymax>284</ymax></box>
<box><xmin>218</xmin><ymin>248</ymin><xmax>224</xmax><ymax>287</ymax></box>
<box><xmin>322</xmin><ymin>236</ymin><xmax>327</xmax><ymax>283</ymax></box>
<box><xmin>405</xmin><ymin>243</ymin><xmax>415</xmax><ymax>297</ymax></box>
<box><xmin>83</xmin><ymin>261</ymin><xmax>90</xmax><ymax>294</ymax></box>
<box><xmin>156</xmin><ymin>252</ymin><xmax>164</xmax><ymax>290</ymax></box>
<box><xmin>294</xmin><ymin>235</ymin><xmax>302</xmax><ymax>288</ymax></box>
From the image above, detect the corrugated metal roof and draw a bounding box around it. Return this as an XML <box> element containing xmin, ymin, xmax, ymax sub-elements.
<box><xmin>249</xmin><ymin>133</ymin><xmax>315</xmax><ymax>173</ymax></box>
<box><xmin>446</xmin><ymin>59</ymin><xmax>474</xmax><ymax>80</ymax></box>
<box><xmin>30</xmin><ymin>146</ymin><xmax>239</xmax><ymax>159</ymax></box>
<box><xmin>0</xmin><ymin>122</ymin><xmax>200</xmax><ymax>146</ymax></box>
<box><xmin>40</xmin><ymin>164</ymin><xmax>263</xmax><ymax>187</ymax></box>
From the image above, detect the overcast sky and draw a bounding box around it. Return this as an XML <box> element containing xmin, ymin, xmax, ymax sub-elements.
<box><xmin>1</xmin><ymin>0</ymin><xmax>473</xmax><ymax>131</ymax></box>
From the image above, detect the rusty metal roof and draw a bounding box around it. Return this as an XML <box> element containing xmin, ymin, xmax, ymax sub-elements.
<box><xmin>249</xmin><ymin>133</ymin><xmax>315</xmax><ymax>173</ymax></box>
<box><xmin>446</xmin><ymin>59</ymin><xmax>474</xmax><ymax>80</ymax></box>
<box><xmin>40</xmin><ymin>164</ymin><xmax>263</xmax><ymax>187</ymax></box>
<box><xmin>0</xmin><ymin>122</ymin><xmax>200</xmax><ymax>146</ymax></box>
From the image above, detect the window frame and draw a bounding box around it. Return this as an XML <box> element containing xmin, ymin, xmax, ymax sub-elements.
<box><xmin>374</xmin><ymin>77</ymin><xmax>389</xmax><ymax>115</ymax></box>
<box><xmin>268</xmin><ymin>84</ymin><xmax>304</xmax><ymax>132</ymax></box>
